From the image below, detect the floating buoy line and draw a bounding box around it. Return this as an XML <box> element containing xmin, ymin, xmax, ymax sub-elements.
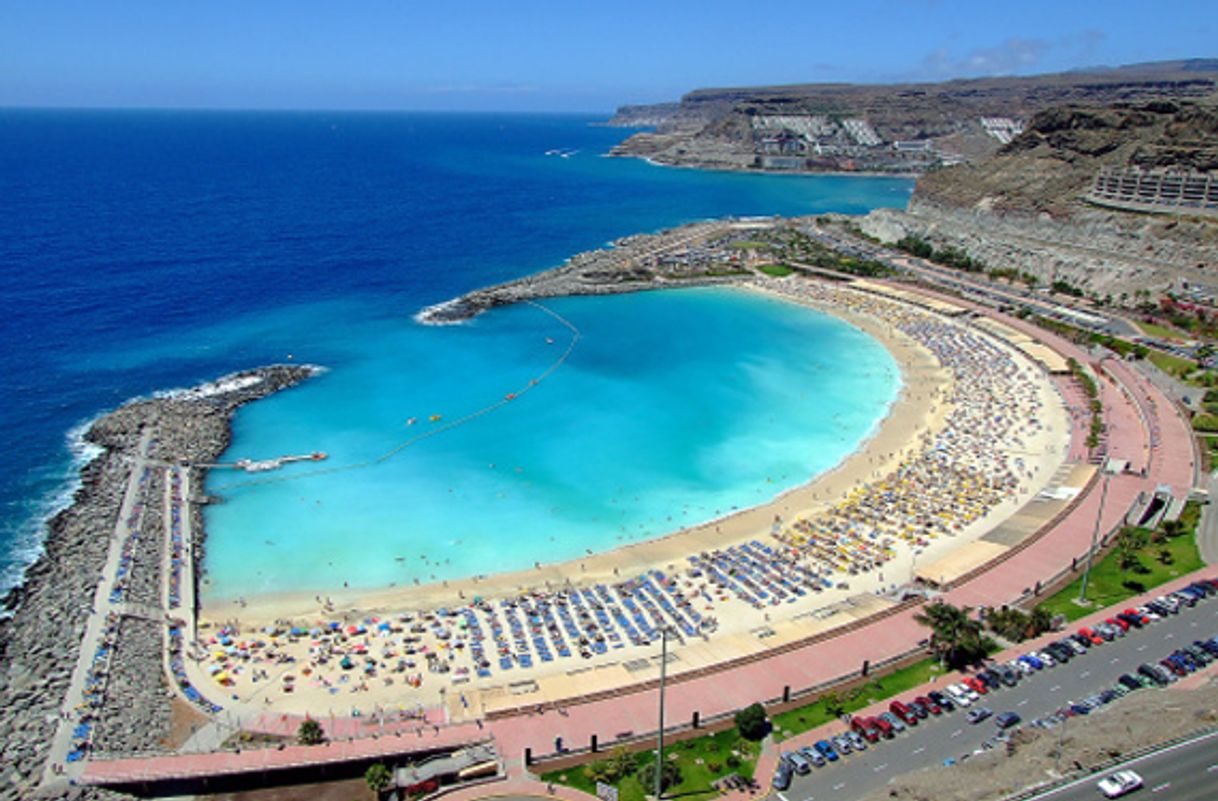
<box><xmin>211</xmin><ymin>301</ymin><xmax>581</xmax><ymax>491</ymax></box>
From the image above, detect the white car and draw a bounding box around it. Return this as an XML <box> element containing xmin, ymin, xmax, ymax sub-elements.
<box><xmin>1097</xmin><ymin>770</ymin><xmax>1143</xmax><ymax>798</ymax></box>
<box><xmin>1034</xmin><ymin>650</ymin><xmax>1055</xmax><ymax>668</ymax></box>
<box><xmin>948</xmin><ymin>685</ymin><xmax>972</xmax><ymax>707</ymax></box>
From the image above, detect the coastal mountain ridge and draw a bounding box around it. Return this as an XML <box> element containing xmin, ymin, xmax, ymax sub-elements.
<box><xmin>608</xmin><ymin>59</ymin><xmax>1218</xmax><ymax>175</ymax></box>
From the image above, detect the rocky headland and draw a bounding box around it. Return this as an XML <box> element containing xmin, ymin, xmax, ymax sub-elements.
<box><xmin>607</xmin><ymin>60</ymin><xmax>1218</xmax><ymax>176</ymax></box>
<box><xmin>0</xmin><ymin>365</ymin><xmax>316</xmax><ymax>801</ymax></box>
<box><xmin>418</xmin><ymin>221</ymin><xmax>759</xmax><ymax>323</ymax></box>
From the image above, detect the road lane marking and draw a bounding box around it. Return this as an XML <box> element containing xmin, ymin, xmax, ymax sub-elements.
<box><xmin>1050</xmin><ymin>685</ymin><xmax>1061</xmax><ymax>692</ymax></box>
<box><xmin>1017</xmin><ymin>699</ymin><xmax>1028</xmax><ymax>707</ymax></box>
<box><xmin>912</xmin><ymin>746</ymin><xmax>925</xmax><ymax>754</ymax></box>
<box><xmin>1164</xmin><ymin>633</ymin><xmax>1175</xmax><ymax>639</ymax></box>
<box><xmin>873</xmin><ymin>764</ymin><xmax>887</xmax><ymax>773</ymax></box>
<box><xmin>1111</xmin><ymin>657</ymin><xmax>1121</xmax><ymax>664</ymax></box>
<box><xmin>832</xmin><ymin>782</ymin><xmax>846</xmax><ymax>791</ymax></box>
<box><xmin>1151</xmin><ymin>782</ymin><xmax>1171</xmax><ymax>793</ymax></box>
<box><xmin>1080</xmin><ymin>670</ymin><xmax>1091</xmax><ymax>678</ymax></box>
<box><xmin>776</xmin><ymin>792</ymin><xmax>791</xmax><ymax>801</ymax></box>
<box><xmin>951</xmin><ymin>729</ymin><xmax>962</xmax><ymax>738</ymax></box>
<box><xmin>1138</xmin><ymin>645</ymin><xmax>1148</xmax><ymax>651</ymax></box>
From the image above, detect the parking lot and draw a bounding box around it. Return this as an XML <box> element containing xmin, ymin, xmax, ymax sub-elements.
<box><xmin>774</xmin><ymin>580</ymin><xmax>1218</xmax><ymax>801</ymax></box>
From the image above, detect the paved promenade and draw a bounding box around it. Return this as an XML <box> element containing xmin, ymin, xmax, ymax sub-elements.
<box><xmin>40</xmin><ymin>428</ymin><xmax>155</xmax><ymax>793</ymax></box>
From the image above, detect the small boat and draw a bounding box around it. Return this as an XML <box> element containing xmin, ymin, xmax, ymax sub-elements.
<box><xmin>505</xmin><ymin>393</ymin><xmax>516</xmax><ymax>401</ymax></box>
<box><xmin>406</xmin><ymin>417</ymin><xmax>417</xmax><ymax>426</ymax></box>
<box><xmin>429</xmin><ymin>414</ymin><xmax>442</xmax><ymax>422</ymax></box>
<box><xmin>545</xmin><ymin>337</ymin><xmax>554</xmax><ymax>345</ymax></box>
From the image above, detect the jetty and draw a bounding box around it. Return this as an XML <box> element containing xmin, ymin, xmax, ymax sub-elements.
<box><xmin>202</xmin><ymin>452</ymin><xmax>327</xmax><ymax>473</ymax></box>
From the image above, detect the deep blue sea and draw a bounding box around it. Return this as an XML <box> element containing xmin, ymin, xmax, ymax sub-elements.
<box><xmin>0</xmin><ymin>109</ymin><xmax>913</xmax><ymax>601</ymax></box>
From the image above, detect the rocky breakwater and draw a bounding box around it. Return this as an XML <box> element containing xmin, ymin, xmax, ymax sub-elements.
<box><xmin>418</xmin><ymin>221</ymin><xmax>752</xmax><ymax>323</ymax></box>
<box><xmin>0</xmin><ymin>364</ymin><xmax>316</xmax><ymax>801</ymax></box>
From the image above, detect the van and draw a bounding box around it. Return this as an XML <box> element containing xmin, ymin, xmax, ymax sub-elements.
<box><xmin>784</xmin><ymin>750</ymin><xmax>811</xmax><ymax>775</ymax></box>
<box><xmin>890</xmin><ymin>700</ymin><xmax>918</xmax><ymax>726</ymax></box>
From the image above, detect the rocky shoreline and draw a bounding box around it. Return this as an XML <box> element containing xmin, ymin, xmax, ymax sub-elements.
<box><xmin>417</xmin><ymin>222</ymin><xmax>754</xmax><ymax>324</ymax></box>
<box><xmin>0</xmin><ymin>365</ymin><xmax>316</xmax><ymax>801</ymax></box>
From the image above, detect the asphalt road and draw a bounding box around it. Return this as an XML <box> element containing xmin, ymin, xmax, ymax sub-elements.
<box><xmin>1024</xmin><ymin>730</ymin><xmax>1218</xmax><ymax>801</ymax></box>
<box><xmin>775</xmin><ymin>590</ymin><xmax>1218</xmax><ymax>801</ymax></box>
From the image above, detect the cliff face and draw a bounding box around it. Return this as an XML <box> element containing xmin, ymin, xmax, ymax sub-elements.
<box><xmin>607</xmin><ymin>60</ymin><xmax>1218</xmax><ymax>175</ymax></box>
<box><xmin>860</xmin><ymin>98</ymin><xmax>1218</xmax><ymax>298</ymax></box>
<box><xmin>914</xmin><ymin>100</ymin><xmax>1218</xmax><ymax>214</ymax></box>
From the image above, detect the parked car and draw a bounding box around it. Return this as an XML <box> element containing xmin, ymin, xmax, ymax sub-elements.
<box><xmin>890</xmin><ymin>700</ymin><xmax>919</xmax><ymax>726</ymax></box>
<box><xmin>995</xmin><ymin>711</ymin><xmax>1021</xmax><ymax>729</ymax></box>
<box><xmin>1062</xmin><ymin>638</ymin><xmax>1087</xmax><ymax>656</ymax></box>
<box><xmin>773</xmin><ymin>762</ymin><xmax>793</xmax><ymax>790</ymax></box>
<box><xmin>1018</xmin><ymin>653</ymin><xmax>1043</xmax><ymax>671</ymax></box>
<box><xmin>915</xmin><ymin>695</ymin><xmax>942</xmax><ymax>715</ymax></box>
<box><xmin>814</xmin><ymin>739</ymin><xmax>839</xmax><ymax>762</ymax></box>
<box><xmin>966</xmin><ymin>707</ymin><xmax>993</xmax><ymax>725</ymax></box>
<box><xmin>1117</xmin><ymin>674</ymin><xmax>1143</xmax><ymax>692</ymax></box>
<box><xmin>945</xmin><ymin>685</ymin><xmax>972</xmax><ymax>707</ymax></box>
<box><xmin>873</xmin><ymin>714</ymin><xmax>897</xmax><ymax>738</ymax></box>
<box><xmin>831</xmin><ymin>734</ymin><xmax>853</xmax><ymax>755</ymax></box>
<box><xmin>845</xmin><ymin>730</ymin><xmax>868</xmax><ymax>751</ymax></box>
<box><xmin>1107</xmin><ymin>616</ymin><xmax>1130</xmax><ymax>633</ymax></box>
<box><xmin>797</xmin><ymin>745</ymin><xmax>826</xmax><ymax>768</ymax></box>
<box><xmin>907</xmin><ymin>699</ymin><xmax>930</xmax><ymax>719</ymax></box>
<box><xmin>879</xmin><ymin>711</ymin><xmax>906</xmax><ymax>734</ymax></box>
<box><xmin>852</xmin><ymin>716</ymin><xmax>881</xmax><ymax>743</ymax></box>
<box><xmin>928</xmin><ymin>690</ymin><xmax>955</xmax><ymax>712</ymax></box>
<box><xmin>784</xmin><ymin>750</ymin><xmax>811</xmax><ymax>775</ymax></box>
<box><xmin>962</xmin><ymin>676</ymin><xmax>988</xmax><ymax>696</ymax></box>
<box><xmin>995</xmin><ymin>665</ymin><xmax>1020</xmax><ymax>687</ymax></box>
<box><xmin>1079</xmin><ymin>627</ymin><xmax>1104</xmax><ymax>645</ymax></box>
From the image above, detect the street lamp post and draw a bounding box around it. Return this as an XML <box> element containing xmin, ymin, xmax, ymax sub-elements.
<box><xmin>655</xmin><ymin>627</ymin><xmax>668</xmax><ymax>800</ymax></box>
<box><xmin>1078</xmin><ymin>471</ymin><xmax>1112</xmax><ymax>605</ymax></box>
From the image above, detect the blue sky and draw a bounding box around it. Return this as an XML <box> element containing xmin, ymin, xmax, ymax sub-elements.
<box><xmin>0</xmin><ymin>1</ymin><xmax>1213</xmax><ymax>112</ymax></box>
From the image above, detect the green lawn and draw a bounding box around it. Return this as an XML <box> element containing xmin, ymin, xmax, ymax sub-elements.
<box><xmin>757</xmin><ymin>263</ymin><xmax>794</xmax><ymax>277</ymax></box>
<box><xmin>540</xmin><ymin>729</ymin><xmax>758</xmax><ymax>801</ymax></box>
<box><xmin>769</xmin><ymin>657</ymin><xmax>943</xmax><ymax>742</ymax></box>
<box><xmin>1036</xmin><ymin>531</ymin><xmax>1204</xmax><ymax>623</ymax></box>
<box><xmin>1135</xmin><ymin>319</ymin><xmax>1189</xmax><ymax>342</ymax></box>
<box><xmin>1148</xmin><ymin>350</ymin><xmax>1198</xmax><ymax>379</ymax></box>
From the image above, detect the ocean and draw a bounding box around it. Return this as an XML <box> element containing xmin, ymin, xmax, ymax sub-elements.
<box><xmin>0</xmin><ymin>109</ymin><xmax>914</xmax><ymax>601</ymax></box>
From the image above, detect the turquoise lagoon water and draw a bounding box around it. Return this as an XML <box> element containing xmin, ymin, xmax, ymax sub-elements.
<box><xmin>202</xmin><ymin>287</ymin><xmax>899</xmax><ymax>600</ymax></box>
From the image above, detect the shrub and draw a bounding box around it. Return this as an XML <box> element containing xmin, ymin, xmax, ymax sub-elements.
<box><xmin>296</xmin><ymin>719</ymin><xmax>326</xmax><ymax>746</ymax></box>
<box><xmin>734</xmin><ymin>703</ymin><xmax>769</xmax><ymax>741</ymax></box>
<box><xmin>638</xmin><ymin>759</ymin><xmax>682</xmax><ymax>793</ymax></box>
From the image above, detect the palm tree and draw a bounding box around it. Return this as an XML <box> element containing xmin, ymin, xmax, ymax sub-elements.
<box><xmin>1116</xmin><ymin>527</ymin><xmax>1149</xmax><ymax>576</ymax></box>
<box><xmin>1028</xmin><ymin>606</ymin><xmax>1055</xmax><ymax>637</ymax></box>
<box><xmin>914</xmin><ymin>601</ymin><xmax>983</xmax><ymax>669</ymax></box>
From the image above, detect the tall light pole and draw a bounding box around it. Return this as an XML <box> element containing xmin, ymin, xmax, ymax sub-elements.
<box><xmin>1078</xmin><ymin>470</ymin><xmax>1112</xmax><ymax>605</ymax></box>
<box><xmin>655</xmin><ymin>627</ymin><xmax>668</xmax><ymax>800</ymax></box>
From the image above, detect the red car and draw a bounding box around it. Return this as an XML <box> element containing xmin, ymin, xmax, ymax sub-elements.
<box><xmin>1107</xmin><ymin>616</ymin><xmax>1129</xmax><ymax>632</ymax></box>
<box><xmin>852</xmin><ymin>716</ymin><xmax>881</xmax><ymax>743</ymax></box>
<box><xmin>1079</xmin><ymin>627</ymin><xmax>1103</xmax><ymax>645</ymax></box>
<box><xmin>1123</xmin><ymin>609</ymin><xmax>1151</xmax><ymax>625</ymax></box>
<box><xmin>914</xmin><ymin>695</ymin><xmax>942</xmax><ymax>715</ymax></box>
<box><xmin>890</xmin><ymin>700</ymin><xmax>919</xmax><ymax>726</ymax></box>
<box><xmin>963</xmin><ymin>676</ymin><xmax>988</xmax><ymax>695</ymax></box>
<box><xmin>870</xmin><ymin>715</ymin><xmax>895</xmax><ymax>738</ymax></box>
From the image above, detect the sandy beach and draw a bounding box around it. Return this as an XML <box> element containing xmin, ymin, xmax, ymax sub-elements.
<box><xmin>188</xmin><ymin>276</ymin><xmax>1072</xmax><ymax>718</ymax></box>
